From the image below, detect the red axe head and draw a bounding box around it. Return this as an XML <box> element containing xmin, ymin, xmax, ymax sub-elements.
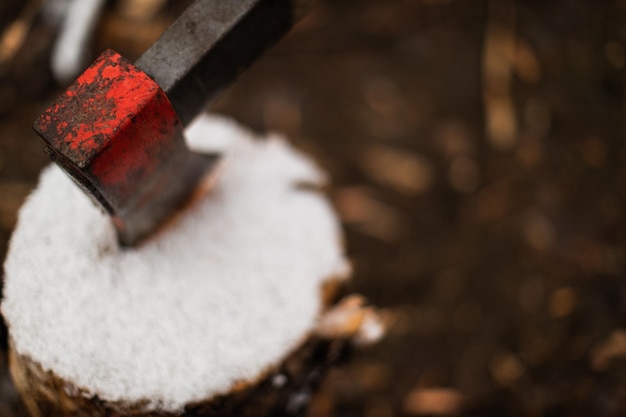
<box><xmin>34</xmin><ymin>50</ymin><xmax>217</xmax><ymax>246</ymax></box>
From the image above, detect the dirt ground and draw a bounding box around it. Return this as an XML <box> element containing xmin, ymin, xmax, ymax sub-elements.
<box><xmin>2</xmin><ymin>0</ymin><xmax>626</xmax><ymax>416</ymax></box>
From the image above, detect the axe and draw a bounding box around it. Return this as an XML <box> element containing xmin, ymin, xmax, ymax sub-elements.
<box><xmin>34</xmin><ymin>0</ymin><xmax>313</xmax><ymax>246</ymax></box>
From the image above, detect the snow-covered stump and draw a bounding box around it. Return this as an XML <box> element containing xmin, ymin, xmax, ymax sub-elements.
<box><xmin>2</xmin><ymin>116</ymin><xmax>383</xmax><ymax>417</ymax></box>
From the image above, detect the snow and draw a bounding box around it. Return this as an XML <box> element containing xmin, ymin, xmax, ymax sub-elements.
<box><xmin>2</xmin><ymin>115</ymin><xmax>349</xmax><ymax>412</ymax></box>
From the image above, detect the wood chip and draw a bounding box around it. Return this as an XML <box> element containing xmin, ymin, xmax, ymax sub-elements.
<box><xmin>315</xmin><ymin>295</ymin><xmax>386</xmax><ymax>345</ymax></box>
<box><xmin>514</xmin><ymin>39</ymin><xmax>542</xmax><ymax>84</ymax></box>
<box><xmin>482</xmin><ymin>0</ymin><xmax>518</xmax><ymax>150</ymax></box>
<box><xmin>0</xmin><ymin>0</ymin><xmax>42</xmax><ymax>68</ymax></box>
<box><xmin>117</xmin><ymin>0</ymin><xmax>168</xmax><ymax>22</ymax></box>
<box><xmin>591</xmin><ymin>329</ymin><xmax>626</xmax><ymax>371</ymax></box>
<box><xmin>333</xmin><ymin>186</ymin><xmax>408</xmax><ymax>242</ymax></box>
<box><xmin>548</xmin><ymin>287</ymin><xmax>577</xmax><ymax>319</ymax></box>
<box><xmin>403</xmin><ymin>388</ymin><xmax>465</xmax><ymax>416</ymax></box>
<box><xmin>489</xmin><ymin>352</ymin><xmax>525</xmax><ymax>386</ymax></box>
<box><xmin>358</xmin><ymin>145</ymin><xmax>434</xmax><ymax>195</ymax></box>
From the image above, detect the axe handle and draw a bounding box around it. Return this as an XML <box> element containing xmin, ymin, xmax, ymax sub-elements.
<box><xmin>135</xmin><ymin>0</ymin><xmax>316</xmax><ymax>127</ymax></box>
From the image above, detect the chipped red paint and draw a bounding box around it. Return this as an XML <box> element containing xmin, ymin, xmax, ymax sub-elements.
<box><xmin>35</xmin><ymin>49</ymin><xmax>179</xmax><ymax>194</ymax></box>
<box><xmin>33</xmin><ymin>49</ymin><xmax>213</xmax><ymax>246</ymax></box>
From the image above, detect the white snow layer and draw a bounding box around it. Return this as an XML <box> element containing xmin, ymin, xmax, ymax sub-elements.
<box><xmin>2</xmin><ymin>115</ymin><xmax>349</xmax><ymax>412</ymax></box>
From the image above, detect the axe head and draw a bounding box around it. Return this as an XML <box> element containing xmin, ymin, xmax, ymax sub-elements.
<box><xmin>34</xmin><ymin>49</ymin><xmax>217</xmax><ymax>246</ymax></box>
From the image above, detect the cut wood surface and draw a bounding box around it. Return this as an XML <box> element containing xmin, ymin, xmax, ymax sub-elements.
<box><xmin>1</xmin><ymin>115</ymin><xmax>382</xmax><ymax>416</ymax></box>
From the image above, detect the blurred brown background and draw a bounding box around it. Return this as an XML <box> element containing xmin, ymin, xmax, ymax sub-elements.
<box><xmin>2</xmin><ymin>0</ymin><xmax>626</xmax><ymax>416</ymax></box>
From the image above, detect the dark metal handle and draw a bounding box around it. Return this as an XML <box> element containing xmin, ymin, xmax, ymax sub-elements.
<box><xmin>136</xmin><ymin>0</ymin><xmax>312</xmax><ymax>127</ymax></box>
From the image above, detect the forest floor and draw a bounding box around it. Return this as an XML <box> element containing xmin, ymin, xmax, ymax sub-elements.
<box><xmin>1</xmin><ymin>1</ymin><xmax>626</xmax><ymax>416</ymax></box>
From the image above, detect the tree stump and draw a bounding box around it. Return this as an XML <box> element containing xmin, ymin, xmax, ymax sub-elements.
<box><xmin>2</xmin><ymin>116</ymin><xmax>383</xmax><ymax>417</ymax></box>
